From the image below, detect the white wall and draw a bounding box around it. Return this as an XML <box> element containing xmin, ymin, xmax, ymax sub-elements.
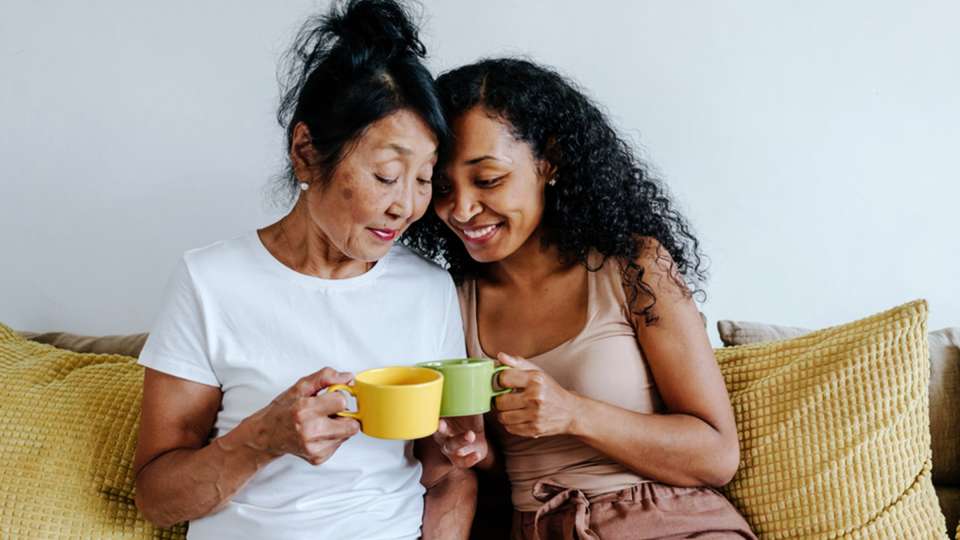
<box><xmin>2</xmin><ymin>1</ymin><xmax>958</xmax><ymax>344</ymax></box>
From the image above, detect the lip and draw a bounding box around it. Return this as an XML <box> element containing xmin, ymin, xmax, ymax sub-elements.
<box><xmin>368</xmin><ymin>228</ymin><xmax>399</xmax><ymax>242</ymax></box>
<box><xmin>456</xmin><ymin>222</ymin><xmax>503</xmax><ymax>245</ymax></box>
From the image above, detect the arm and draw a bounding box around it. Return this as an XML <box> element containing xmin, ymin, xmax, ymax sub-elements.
<box><xmin>570</xmin><ymin>259</ymin><xmax>738</xmax><ymax>486</ymax></box>
<box><xmin>133</xmin><ymin>369</ymin><xmax>263</xmax><ymax>527</ymax></box>
<box><xmin>416</xmin><ymin>436</ymin><xmax>477</xmax><ymax>540</ymax></box>
<box><xmin>134</xmin><ymin>367</ymin><xmax>359</xmax><ymax>527</ymax></box>
<box><xmin>569</xmin><ymin>390</ymin><xmax>738</xmax><ymax>487</ymax></box>
<box><xmin>495</xmin><ymin>241</ymin><xmax>740</xmax><ymax>488</ymax></box>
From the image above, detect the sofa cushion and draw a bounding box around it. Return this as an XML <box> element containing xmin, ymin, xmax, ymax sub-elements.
<box><xmin>719</xmin><ymin>319</ymin><xmax>960</xmax><ymax>531</ymax></box>
<box><xmin>715</xmin><ymin>300</ymin><xmax>948</xmax><ymax>538</ymax></box>
<box><xmin>0</xmin><ymin>322</ymin><xmax>184</xmax><ymax>539</ymax></box>
<box><xmin>928</xmin><ymin>329</ymin><xmax>960</xmax><ymax>486</ymax></box>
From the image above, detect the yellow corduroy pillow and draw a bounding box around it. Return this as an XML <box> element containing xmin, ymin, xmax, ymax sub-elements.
<box><xmin>716</xmin><ymin>300</ymin><xmax>948</xmax><ymax>538</ymax></box>
<box><xmin>0</xmin><ymin>323</ymin><xmax>185</xmax><ymax>540</ymax></box>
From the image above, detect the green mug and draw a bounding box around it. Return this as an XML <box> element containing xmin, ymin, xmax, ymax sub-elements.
<box><xmin>416</xmin><ymin>358</ymin><xmax>513</xmax><ymax>417</ymax></box>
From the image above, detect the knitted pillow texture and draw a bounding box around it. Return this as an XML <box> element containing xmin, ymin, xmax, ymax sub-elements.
<box><xmin>715</xmin><ymin>300</ymin><xmax>948</xmax><ymax>538</ymax></box>
<box><xmin>0</xmin><ymin>322</ymin><xmax>185</xmax><ymax>539</ymax></box>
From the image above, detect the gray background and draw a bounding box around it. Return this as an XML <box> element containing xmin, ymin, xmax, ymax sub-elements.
<box><xmin>2</xmin><ymin>1</ymin><xmax>957</xmax><ymax>344</ymax></box>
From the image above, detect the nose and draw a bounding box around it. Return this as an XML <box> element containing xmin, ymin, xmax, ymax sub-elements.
<box><xmin>449</xmin><ymin>186</ymin><xmax>482</xmax><ymax>224</ymax></box>
<box><xmin>386</xmin><ymin>176</ymin><xmax>416</xmax><ymax>221</ymax></box>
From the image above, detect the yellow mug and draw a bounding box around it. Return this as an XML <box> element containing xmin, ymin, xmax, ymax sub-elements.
<box><xmin>326</xmin><ymin>366</ymin><xmax>444</xmax><ymax>440</ymax></box>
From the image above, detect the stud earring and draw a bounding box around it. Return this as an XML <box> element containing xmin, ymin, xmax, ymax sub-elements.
<box><xmin>299</xmin><ymin>182</ymin><xmax>310</xmax><ymax>191</ymax></box>
<box><xmin>547</xmin><ymin>177</ymin><xmax>557</xmax><ymax>187</ymax></box>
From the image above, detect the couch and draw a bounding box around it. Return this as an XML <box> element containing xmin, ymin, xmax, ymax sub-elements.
<box><xmin>1</xmin><ymin>300</ymin><xmax>957</xmax><ymax>539</ymax></box>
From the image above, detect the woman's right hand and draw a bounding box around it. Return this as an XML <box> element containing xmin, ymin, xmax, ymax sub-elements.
<box><xmin>432</xmin><ymin>414</ymin><xmax>488</xmax><ymax>468</ymax></box>
<box><xmin>252</xmin><ymin>367</ymin><xmax>361</xmax><ymax>466</ymax></box>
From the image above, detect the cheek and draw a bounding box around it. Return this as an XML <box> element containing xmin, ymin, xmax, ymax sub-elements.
<box><xmin>432</xmin><ymin>197</ymin><xmax>452</xmax><ymax>220</ymax></box>
<box><xmin>349</xmin><ymin>192</ymin><xmax>383</xmax><ymax>223</ymax></box>
<box><xmin>506</xmin><ymin>183</ymin><xmax>544</xmax><ymax>221</ymax></box>
<box><xmin>526</xmin><ymin>193</ymin><xmax>546</xmax><ymax>223</ymax></box>
<box><xmin>411</xmin><ymin>191</ymin><xmax>432</xmax><ymax>220</ymax></box>
<box><xmin>313</xmin><ymin>184</ymin><xmax>382</xmax><ymax>231</ymax></box>
<box><xmin>338</xmin><ymin>177</ymin><xmax>387</xmax><ymax>224</ymax></box>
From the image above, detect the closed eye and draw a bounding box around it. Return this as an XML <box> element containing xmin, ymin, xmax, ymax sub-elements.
<box><xmin>476</xmin><ymin>174</ymin><xmax>506</xmax><ymax>187</ymax></box>
<box><xmin>375</xmin><ymin>174</ymin><xmax>398</xmax><ymax>185</ymax></box>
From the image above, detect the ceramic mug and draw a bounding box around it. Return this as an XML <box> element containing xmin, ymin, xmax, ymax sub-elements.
<box><xmin>416</xmin><ymin>358</ymin><xmax>513</xmax><ymax>417</ymax></box>
<box><xmin>326</xmin><ymin>366</ymin><xmax>443</xmax><ymax>440</ymax></box>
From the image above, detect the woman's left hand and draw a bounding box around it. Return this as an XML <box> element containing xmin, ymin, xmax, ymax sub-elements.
<box><xmin>494</xmin><ymin>352</ymin><xmax>581</xmax><ymax>438</ymax></box>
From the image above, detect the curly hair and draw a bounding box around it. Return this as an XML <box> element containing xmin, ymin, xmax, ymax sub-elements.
<box><xmin>402</xmin><ymin>58</ymin><xmax>707</xmax><ymax>324</ymax></box>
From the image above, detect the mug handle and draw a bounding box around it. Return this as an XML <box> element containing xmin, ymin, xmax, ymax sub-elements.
<box><xmin>491</xmin><ymin>366</ymin><xmax>514</xmax><ymax>397</ymax></box>
<box><xmin>326</xmin><ymin>384</ymin><xmax>360</xmax><ymax>419</ymax></box>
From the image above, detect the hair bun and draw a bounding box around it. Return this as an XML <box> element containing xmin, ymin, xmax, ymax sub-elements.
<box><xmin>327</xmin><ymin>0</ymin><xmax>426</xmax><ymax>68</ymax></box>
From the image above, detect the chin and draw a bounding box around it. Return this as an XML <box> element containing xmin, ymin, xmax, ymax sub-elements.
<box><xmin>465</xmin><ymin>245</ymin><xmax>509</xmax><ymax>264</ymax></box>
<box><xmin>350</xmin><ymin>244</ymin><xmax>392</xmax><ymax>263</ymax></box>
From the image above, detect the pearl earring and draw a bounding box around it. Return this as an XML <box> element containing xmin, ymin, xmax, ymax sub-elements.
<box><xmin>299</xmin><ymin>182</ymin><xmax>310</xmax><ymax>191</ymax></box>
<box><xmin>548</xmin><ymin>177</ymin><xmax>557</xmax><ymax>187</ymax></box>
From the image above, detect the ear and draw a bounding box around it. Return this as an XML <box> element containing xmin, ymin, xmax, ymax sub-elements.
<box><xmin>290</xmin><ymin>122</ymin><xmax>321</xmax><ymax>183</ymax></box>
<box><xmin>538</xmin><ymin>136</ymin><xmax>561</xmax><ymax>184</ymax></box>
<box><xmin>537</xmin><ymin>159</ymin><xmax>558</xmax><ymax>185</ymax></box>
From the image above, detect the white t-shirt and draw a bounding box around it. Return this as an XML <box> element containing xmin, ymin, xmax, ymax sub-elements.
<box><xmin>138</xmin><ymin>232</ymin><xmax>465</xmax><ymax>540</ymax></box>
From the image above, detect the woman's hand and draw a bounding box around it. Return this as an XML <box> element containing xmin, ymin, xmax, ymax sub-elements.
<box><xmin>495</xmin><ymin>353</ymin><xmax>580</xmax><ymax>438</ymax></box>
<box><xmin>252</xmin><ymin>367</ymin><xmax>361</xmax><ymax>466</ymax></box>
<box><xmin>432</xmin><ymin>414</ymin><xmax>487</xmax><ymax>468</ymax></box>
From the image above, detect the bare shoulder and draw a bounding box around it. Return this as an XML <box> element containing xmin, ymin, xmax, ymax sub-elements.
<box><xmin>620</xmin><ymin>236</ymin><xmax>693</xmax><ymax>319</ymax></box>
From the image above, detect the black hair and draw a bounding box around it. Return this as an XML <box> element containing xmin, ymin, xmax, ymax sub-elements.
<box><xmin>402</xmin><ymin>58</ymin><xmax>707</xmax><ymax>325</ymax></box>
<box><xmin>275</xmin><ymin>0</ymin><xmax>448</xmax><ymax>202</ymax></box>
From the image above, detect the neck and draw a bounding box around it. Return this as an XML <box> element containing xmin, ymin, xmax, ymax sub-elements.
<box><xmin>263</xmin><ymin>201</ymin><xmax>373</xmax><ymax>279</ymax></box>
<box><xmin>485</xmin><ymin>227</ymin><xmax>572</xmax><ymax>288</ymax></box>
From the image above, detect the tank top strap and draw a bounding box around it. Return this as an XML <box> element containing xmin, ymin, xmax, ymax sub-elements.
<box><xmin>586</xmin><ymin>251</ymin><xmax>630</xmax><ymax>321</ymax></box>
<box><xmin>458</xmin><ymin>278</ymin><xmax>487</xmax><ymax>359</ymax></box>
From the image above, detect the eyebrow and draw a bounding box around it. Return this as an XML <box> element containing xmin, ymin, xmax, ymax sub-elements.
<box><xmin>464</xmin><ymin>155</ymin><xmax>508</xmax><ymax>165</ymax></box>
<box><xmin>380</xmin><ymin>143</ymin><xmax>438</xmax><ymax>157</ymax></box>
<box><xmin>386</xmin><ymin>143</ymin><xmax>413</xmax><ymax>155</ymax></box>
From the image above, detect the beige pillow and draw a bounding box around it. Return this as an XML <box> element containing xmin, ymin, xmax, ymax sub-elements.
<box><xmin>715</xmin><ymin>300</ymin><xmax>947</xmax><ymax>538</ymax></box>
<box><xmin>26</xmin><ymin>330</ymin><xmax>148</xmax><ymax>358</ymax></box>
<box><xmin>717</xmin><ymin>319</ymin><xmax>810</xmax><ymax>344</ymax></box>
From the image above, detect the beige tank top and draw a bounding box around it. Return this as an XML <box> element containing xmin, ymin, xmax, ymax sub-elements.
<box><xmin>459</xmin><ymin>254</ymin><xmax>664</xmax><ymax>511</ymax></box>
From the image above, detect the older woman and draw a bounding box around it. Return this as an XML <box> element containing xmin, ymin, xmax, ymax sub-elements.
<box><xmin>405</xmin><ymin>59</ymin><xmax>757</xmax><ymax>539</ymax></box>
<box><xmin>132</xmin><ymin>2</ymin><xmax>474</xmax><ymax>539</ymax></box>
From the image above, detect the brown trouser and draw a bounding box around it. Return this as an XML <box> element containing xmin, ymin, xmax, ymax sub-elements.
<box><xmin>511</xmin><ymin>481</ymin><xmax>757</xmax><ymax>540</ymax></box>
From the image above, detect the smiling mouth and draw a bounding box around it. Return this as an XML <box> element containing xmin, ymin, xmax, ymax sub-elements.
<box><xmin>369</xmin><ymin>228</ymin><xmax>398</xmax><ymax>242</ymax></box>
<box><xmin>458</xmin><ymin>223</ymin><xmax>502</xmax><ymax>244</ymax></box>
